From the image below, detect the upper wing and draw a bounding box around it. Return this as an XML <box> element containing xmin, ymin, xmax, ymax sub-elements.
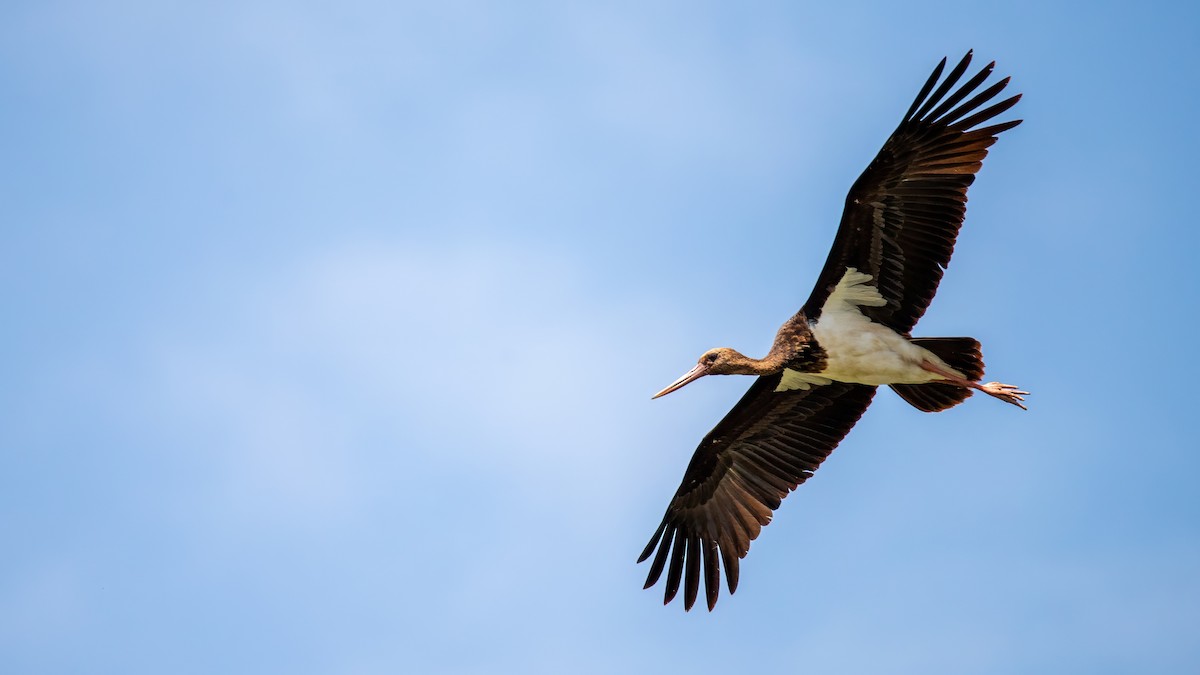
<box><xmin>802</xmin><ymin>51</ymin><xmax>1022</xmax><ymax>332</ymax></box>
<box><xmin>638</xmin><ymin>377</ymin><xmax>877</xmax><ymax>610</ymax></box>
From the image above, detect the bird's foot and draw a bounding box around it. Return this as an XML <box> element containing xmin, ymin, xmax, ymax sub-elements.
<box><xmin>980</xmin><ymin>381</ymin><xmax>1029</xmax><ymax>410</ymax></box>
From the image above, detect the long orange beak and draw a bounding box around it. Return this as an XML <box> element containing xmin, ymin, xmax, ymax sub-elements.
<box><xmin>652</xmin><ymin>363</ymin><xmax>710</xmax><ymax>399</ymax></box>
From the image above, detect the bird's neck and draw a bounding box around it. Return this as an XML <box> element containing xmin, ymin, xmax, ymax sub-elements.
<box><xmin>723</xmin><ymin>313</ymin><xmax>816</xmax><ymax>376</ymax></box>
<box><xmin>725</xmin><ymin>350</ymin><xmax>789</xmax><ymax>376</ymax></box>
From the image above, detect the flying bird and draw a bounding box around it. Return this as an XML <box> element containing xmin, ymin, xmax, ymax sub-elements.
<box><xmin>640</xmin><ymin>52</ymin><xmax>1026</xmax><ymax>611</ymax></box>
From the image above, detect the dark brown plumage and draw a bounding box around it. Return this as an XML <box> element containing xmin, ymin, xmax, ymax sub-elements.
<box><xmin>803</xmin><ymin>54</ymin><xmax>1021</xmax><ymax>332</ymax></box>
<box><xmin>640</xmin><ymin>52</ymin><xmax>1023</xmax><ymax>611</ymax></box>
<box><xmin>640</xmin><ymin>379</ymin><xmax>875</xmax><ymax>611</ymax></box>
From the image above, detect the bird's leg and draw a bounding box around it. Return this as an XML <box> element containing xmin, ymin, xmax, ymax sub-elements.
<box><xmin>919</xmin><ymin>361</ymin><xmax>1029</xmax><ymax>410</ymax></box>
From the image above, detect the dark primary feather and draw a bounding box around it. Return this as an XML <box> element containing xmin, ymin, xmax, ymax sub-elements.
<box><xmin>639</xmin><ymin>378</ymin><xmax>876</xmax><ymax>610</ymax></box>
<box><xmin>801</xmin><ymin>51</ymin><xmax>1022</xmax><ymax>332</ymax></box>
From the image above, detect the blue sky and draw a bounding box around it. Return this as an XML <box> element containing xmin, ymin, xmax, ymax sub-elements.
<box><xmin>3</xmin><ymin>1</ymin><xmax>1198</xmax><ymax>673</ymax></box>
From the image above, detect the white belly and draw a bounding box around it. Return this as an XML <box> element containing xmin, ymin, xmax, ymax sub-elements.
<box><xmin>812</xmin><ymin>316</ymin><xmax>940</xmax><ymax>385</ymax></box>
<box><xmin>806</xmin><ymin>267</ymin><xmax>951</xmax><ymax>386</ymax></box>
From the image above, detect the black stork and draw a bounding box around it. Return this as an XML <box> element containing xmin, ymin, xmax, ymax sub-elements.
<box><xmin>640</xmin><ymin>52</ymin><xmax>1026</xmax><ymax>611</ymax></box>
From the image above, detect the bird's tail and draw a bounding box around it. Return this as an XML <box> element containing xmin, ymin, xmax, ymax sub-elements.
<box><xmin>890</xmin><ymin>337</ymin><xmax>984</xmax><ymax>413</ymax></box>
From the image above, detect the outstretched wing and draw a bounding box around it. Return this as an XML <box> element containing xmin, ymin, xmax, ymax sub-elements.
<box><xmin>638</xmin><ymin>378</ymin><xmax>877</xmax><ymax>610</ymax></box>
<box><xmin>802</xmin><ymin>51</ymin><xmax>1022</xmax><ymax>333</ymax></box>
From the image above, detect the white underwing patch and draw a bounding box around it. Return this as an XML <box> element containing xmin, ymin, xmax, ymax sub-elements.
<box><xmin>823</xmin><ymin>268</ymin><xmax>887</xmax><ymax>311</ymax></box>
<box><xmin>775</xmin><ymin>369</ymin><xmax>833</xmax><ymax>392</ymax></box>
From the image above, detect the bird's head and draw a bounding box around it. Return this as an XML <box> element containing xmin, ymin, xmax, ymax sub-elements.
<box><xmin>652</xmin><ymin>347</ymin><xmax>746</xmax><ymax>399</ymax></box>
